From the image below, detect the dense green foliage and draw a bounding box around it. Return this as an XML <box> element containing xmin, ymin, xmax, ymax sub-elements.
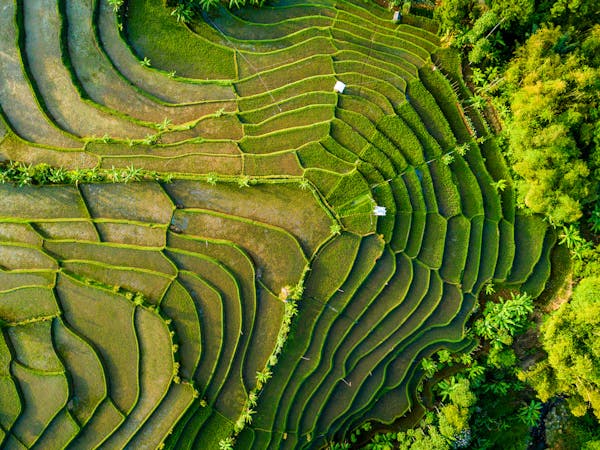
<box><xmin>334</xmin><ymin>376</ymin><xmax>475</xmax><ymax>450</ymax></box>
<box><xmin>505</xmin><ymin>26</ymin><xmax>600</xmax><ymax>225</ymax></box>
<box><xmin>435</xmin><ymin>0</ymin><xmax>600</xmax><ymax>225</ymax></box>
<box><xmin>0</xmin><ymin>160</ymin><xmax>173</xmax><ymax>185</ymax></box>
<box><xmin>473</xmin><ymin>291</ymin><xmax>533</xmax><ymax>349</ymax></box>
<box><xmin>0</xmin><ymin>0</ymin><xmax>577</xmax><ymax>447</ymax></box>
<box><xmin>522</xmin><ymin>277</ymin><xmax>600</xmax><ymax>419</ymax></box>
<box><xmin>164</xmin><ymin>0</ymin><xmax>265</xmax><ymax>16</ymax></box>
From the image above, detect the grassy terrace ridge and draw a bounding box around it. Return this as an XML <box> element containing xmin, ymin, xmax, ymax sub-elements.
<box><xmin>0</xmin><ymin>0</ymin><xmax>557</xmax><ymax>448</ymax></box>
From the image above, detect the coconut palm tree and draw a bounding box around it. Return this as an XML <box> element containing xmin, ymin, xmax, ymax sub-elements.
<box><xmin>468</xmin><ymin>95</ymin><xmax>486</xmax><ymax>111</ymax></box>
<box><xmin>143</xmin><ymin>134</ymin><xmax>158</xmax><ymax>145</ymax></box>
<box><xmin>559</xmin><ymin>224</ymin><xmax>581</xmax><ymax>249</ymax></box>
<box><xmin>108</xmin><ymin>0</ymin><xmax>123</xmax><ymax>12</ymax></box>
<box><xmin>466</xmin><ymin>363</ymin><xmax>485</xmax><ymax>382</ymax></box>
<box><xmin>491</xmin><ymin>179</ymin><xmax>507</xmax><ymax>192</ymax></box>
<box><xmin>421</xmin><ymin>357</ymin><xmax>438</xmax><ymax>378</ymax></box>
<box><xmin>16</xmin><ymin>164</ymin><xmax>33</xmax><ymax>187</ymax></box>
<box><xmin>157</xmin><ymin>117</ymin><xmax>172</xmax><ymax>131</ymax></box>
<box><xmin>455</xmin><ymin>142</ymin><xmax>470</xmax><ymax>156</ymax></box>
<box><xmin>123</xmin><ymin>165</ymin><xmax>142</xmax><ymax>183</ymax></box>
<box><xmin>470</xmin><ymin>67</ymin><xmax>487</xmax><ymax>87</ymax></box>
<box><xmin>299</xmin><ymin>178</ymin><xmax>310</xmax><ymax>190</ymax></box>
<box><xmin>171</xmin><ymin>4</ymin><xmax>193</xmax><ymax>23</ymax></box>
<box><xmin>256</xmin><ymin>368</ymin><xmax>272</xmax><ymax>388</ymax></box>
<box><xmin>248</xmin><ymin>391</ymin><xmax>258</xmax><ymax>407</ymax></box>
<box><xmin>441</xmin><ymin>153</ymin><xmax>455</xmax><ymax>166</ymax></box>
<box><xmin>242</xmin><ymin>407</ymin><xmax>255</xmax><ymax>424</ymax></box>
<box><xmin>206</xmin><ymin>173</ymin><xmax>218</xmax><ymax>185</ymax></box>
<box><xmin>218</xmin><ymin>437</ymin><xmax>235</xmax><ymax>450</ymax></box>
<box><xmin>518</xmin><ymin>400</ymin><xmax>542</xmax><ymax>427</ymax></box>
<box><xmin>237</xmin><ymin>175</ymin><xmax>250</xmax><ymax>188</ymax></box>
<box><xmin>49</xmin><ymin>167</ymin><xmax>68</xmax><ymax>184</ymax></box>
<box><xmin>436</xmin><ymin>376</ymin><xmax>458</xmax><ymax>402</ymax></box>
<box><xmin>200</xmin><ymin>0</ymin><xmax>220</xmax><ymax>11</ymax></box>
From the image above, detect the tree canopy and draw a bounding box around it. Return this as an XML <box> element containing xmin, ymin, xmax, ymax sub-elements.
<box><xmin>504</xmin><ymin>26</ymin><xmax>600</xmax><ymax>225</ymax></box>
<box><xmin>522</xmin><ymin>276</ymin><xmax>600</xmax><ymax>419</ymax></box>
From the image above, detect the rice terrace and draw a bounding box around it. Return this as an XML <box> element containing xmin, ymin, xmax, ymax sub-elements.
<box><xmin>1</xmin><ymin>0</ymin><xmax>592</xmax><ymax>448</ymax></box>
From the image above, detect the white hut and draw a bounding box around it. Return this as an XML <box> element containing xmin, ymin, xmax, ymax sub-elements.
<box><xmin>333</xmin><ymin>80</ymin><xmax>346</xmax><ymax>93</ymax></box>
<box><xmin>392</xmin><ymin>10</ymin><xmax>401</xmax><ymax>23</ymax></box>
<box><xmin>373</xmin><ymin>206</ymin><xmax>387</xmax><ymax>216</ymax></box>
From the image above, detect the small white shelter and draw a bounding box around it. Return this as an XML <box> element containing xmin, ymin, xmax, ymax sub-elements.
<box><xmin>373</xmin><ymin>206</ymin><xmax>387</xmax><ymax>216</ymax></box>
<box><xmin>333</xmin><ymin>80</ymin><xmax>346</xmax><ymax>93</ymax></box>
<box><xmin>392</xmin><ymin>10</ymin><xmax>401</xmax><ymax>23</ymax></box>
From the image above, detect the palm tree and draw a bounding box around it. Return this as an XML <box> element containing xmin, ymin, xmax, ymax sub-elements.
<box><xmin>441</xmin><ymin>153</ymin><xmax>455</xmax><ymax>166</ymax></box>
<box><xmin>218</xmin><ymin>437</ymin><xmax>235</xmax><ymax>450</ymax></box>
<box><xmin>298</xmin><ymin>178</ymin><xmax>310</xmax><ymax>190</ymax></box>
<box><xmin>160</xmin><ymin>172</ymin><xmax>174</xmax><ymax>184</ymax></box>
<box><xmin>559</xmin><ymin>224</ymin><xmax>581</xmax><ymax>249</ymax></box>
<box><xmin>469</xmin><ymin>95</ymin><xmax>486</xmax><ymax>111</ymax></box>
<box><xmin>466</xmin><ymin>363</ymin><xmax>485</xmax><ymax>382</ymax></box>
<box><xmin>459</xmin><ymin>352</ymin><xmax>473</xmax><ymax>365</ymax></box>
<box><xmin>572</xmin><ymin>239</ymin><xmax>593</xmax><ymax>261</ymax></box>
<box><xmin>455</xmin><ymin>143</ymin><xmax>470</xmax><ymax>156</ymax></box>
<box><xmin>143</xmin><ymin>134</ymin><xmax>158</xmax><ymax>145</ymax></box>
<box><xmin>157</xmin><ymin>117</ymin><xmax>172</xmax><ymax>131</ymax></box>
<box><xmin>200</xmin><ymin>0</ymin><xmax>220</xmax><ymax>11</ymax></box>
<box><xmin>483</xmin><ymin>380</ymin><xmax>510</xmax><ymax>396</ymax></box>
<box><xmin>242</xmin><ymin>407</ymin><xmax>255</xmax><ymax>424</ymax></box>
<box><xmin>171</xmin><ymin>4</ymin><xmax>193</xmax><ymax>23</ymax></box>
<box><xmin>107</xmin><ymin>166</ymin><xmax>121</xmax><ymax>183</ymax></box>
<box><xmin>248</xmin><ymin>391</ymin><xmax>258</xmax><ymax>407</ymax></box>
<box><xmin>421</xmin><ymin>358</ymin><xmax>438</xmax><ymax>378</ymax></box>
<box><xmin>49</xmin><ymin>167</ymin><xmax>68</xmax><ymax>184</ymax></box>
<box><xmin>206</xmin><ymin>173</ymin><xmax>218</xmax><ymax>185</ymax></box>
<box><xmin>123</xmin><ymin>165</ymin><xmax>142</xmax><ymax>183</ymax></box>
<box><xmin>436</xmin><ymin>376</ymin><xmax>458</xmax><ymax>402</ymax></box>
<box><xmin>140</xmin><ymin>57</ymin><xmax>151</xmax><ymax>67</ymax></box>
<box><xmin>517</xmin><ymin>400</ymin><xmax>542</xmax><ymax>427</ymax></box>
<box><xmin>256</xmin><ymin>368</ymin><xmax>272</xmax><ymax>387</ymax></box>
<box><xmin>16</xmin><ymin>164</ymin><xmax>33</xmax><ymax>187</ymax></box>
<box><xmin>237</xmin><ymin>175</ymin><xmax>250</xmax><ymax>188</ymax></box>
<box><xmin>229</xmin><ymin>0</ymin><xmax>244</xmax><ymax>8</ymax></box>
<box><xmin>437</xmin><ymin>349</ymin><xmax>452</xmax><ymax>365</ymax></box>
<box><xmin>108</xmin><ymin>0</ymin><xmax>123</xmax><ymax>12</ymax></box>
<box><xmin>470</xmin><ymin>67</ymin><xmax>486</xmax><ymax>87</ymax></box>
<box><xmin>491</xmin><ymin>179</ymin><xmax>507</xmax><ymax>192</ymax></box>
<box><xmin>234</xmin><ymin>417</ymin><xmax>245</xmax><ymax>433</ymax></box>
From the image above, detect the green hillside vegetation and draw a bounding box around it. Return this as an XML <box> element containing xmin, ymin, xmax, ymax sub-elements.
<box><xmin>0</xmin><ymin>0</ymin><xmax>595</xmax><ymax>448</ymax></box>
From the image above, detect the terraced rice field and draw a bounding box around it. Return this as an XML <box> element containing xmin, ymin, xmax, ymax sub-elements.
<box><xmin>0</xmin><ymin>0</ymin><xmax>554</xmax><ymax>448</ymax></box>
